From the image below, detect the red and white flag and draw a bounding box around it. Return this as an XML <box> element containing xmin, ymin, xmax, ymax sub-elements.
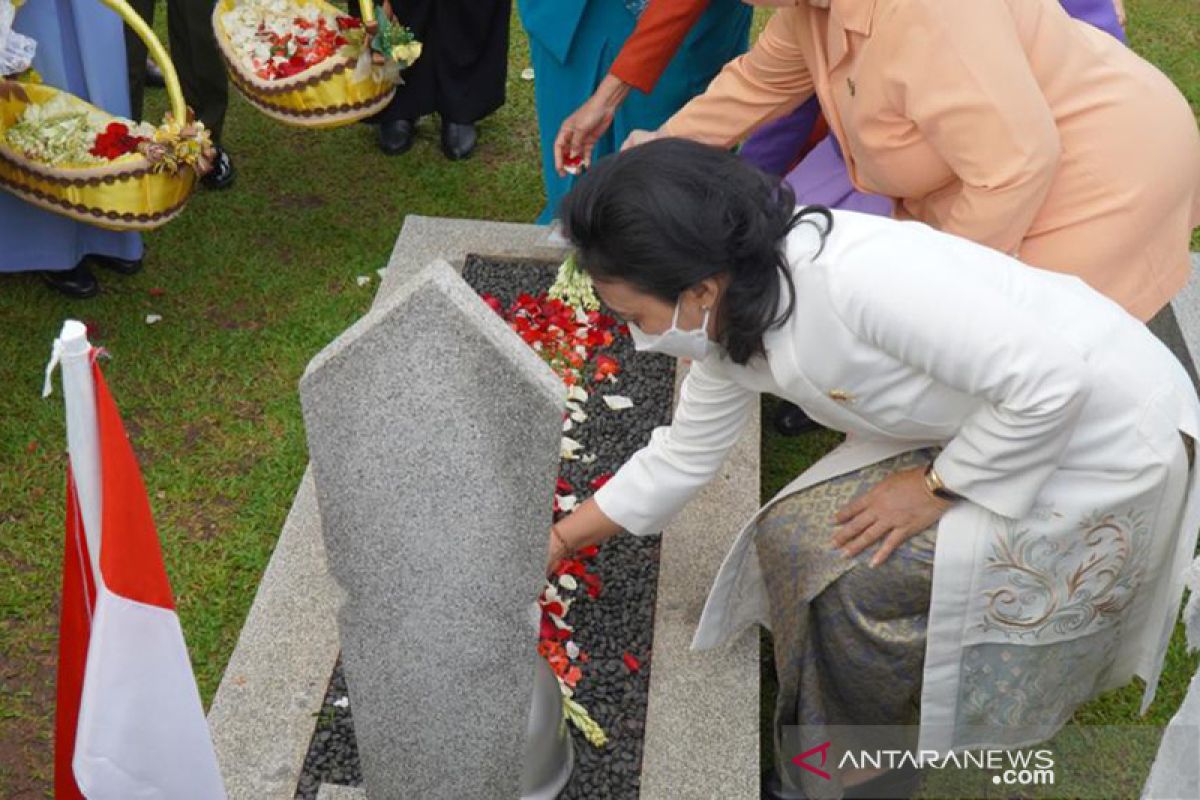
<box><xmin>49</xmin><ymin>321</ymin><xmax>225</xmax><ymax>799</ymax></box>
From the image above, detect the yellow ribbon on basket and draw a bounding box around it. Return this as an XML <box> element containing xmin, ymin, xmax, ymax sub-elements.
<box><xmin>213</xmin><ymin>0</ymin><xmax>401</xmax><ymax>130</ymax></box>
<box><xmin>0</xmin><ymin>83</ymin><xmax>198</xmax><ymax>231</ymax></box>
<box><xmin>0</xmin><ymin>0</ymin><xmax>204</xmax><ymax>230</ymax></box>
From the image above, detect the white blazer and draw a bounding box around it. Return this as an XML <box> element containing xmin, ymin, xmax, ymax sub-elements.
<box><xmin>594</xmin><ymin>210</ymin><xmax>1200</xmax><ymax>751</ymax></box>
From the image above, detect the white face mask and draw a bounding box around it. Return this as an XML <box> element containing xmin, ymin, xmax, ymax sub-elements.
<box><xmin>627</xmin><ymin>300</ymin><xmax>712</xmax><ymax>361</ymax></box>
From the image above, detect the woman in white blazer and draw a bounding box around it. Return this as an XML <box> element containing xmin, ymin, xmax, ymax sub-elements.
<box><xmin>546</xmin><ymin>140</ymin><xmax>1200</xmax><ymax>799</ymax></box>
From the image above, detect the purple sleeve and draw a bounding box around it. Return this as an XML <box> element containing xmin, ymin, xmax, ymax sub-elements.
<box><xmin>738</xmin><ymin>96</ymin><xmax>821</xmax><ymax>178</ymax></box>
<box><xmin>1060</xmin><ymin>0</ymin><xmax>1126</xmax><ymax>43</ymax></box>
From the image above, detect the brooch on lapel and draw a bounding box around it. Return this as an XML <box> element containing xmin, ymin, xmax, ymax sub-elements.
<box><xmin>828</xmin><ymin>389</ymin><xmax>855</xmax><ymax>404</ymax></box>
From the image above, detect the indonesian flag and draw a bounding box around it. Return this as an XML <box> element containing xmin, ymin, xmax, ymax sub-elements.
<box><xmin>50</xmin><ymin>321</ymin><xmax>225</xmax><ymax>799</ymax></box>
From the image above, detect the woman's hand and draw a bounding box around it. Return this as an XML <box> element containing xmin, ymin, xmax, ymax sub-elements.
<box><xmin>544</xmin><ymin>497</ymin><xmax>624</xmax><ymax>576</ymax></box>
<box><xmin>555</xmin><ymin>76</ymin><xmax>632</xmax><ymax>175</ymax></box>
<box><xmin>555</xmin><ymin>98</ymin><xmax>613</xmax><ymax>176</ymax></box>
<box><xmin>832</xmin><ymin>468</ymin><xmax>950</xmax><ymax>567</ymax></box>
<box><xmin>621</xmin><ymin>128</ymin><xmax>668</xmax><ymax>152</ymax></box>
<box><xmin>546</xmin><ymin>524</ymin><xmax>575</xmax><ymax>576</ymax></box>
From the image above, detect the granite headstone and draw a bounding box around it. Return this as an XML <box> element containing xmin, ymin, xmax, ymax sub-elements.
<box><xmin>300</xmin><ymin>259</ymin><xmax>564</xmax><ymax>798</ymax></box>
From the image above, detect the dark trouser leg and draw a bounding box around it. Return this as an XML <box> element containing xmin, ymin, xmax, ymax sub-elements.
<box><xmin>166</xmin><ymin>0</ymin><xmax>229</xmax><ymax>143</ymax></box>
<box><xmin>429</xmin><ymin>0</ymin><xmax>510</xmax><ymax>124</ymax></box>
<box><xmin>369</xmin><ymin>0</ymin><xmax>437</xmax><ymax>123</ymax></box>
<box><xmin>125</xmin><ymin>0</ymin><xmax>155</xmax><ymax>122</ymax></box>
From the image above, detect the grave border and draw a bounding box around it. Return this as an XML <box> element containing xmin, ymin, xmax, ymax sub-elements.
<box><xmin>208</xmin><ymin>216</ymin><xmax>761</xmax><ymax>799</ymax></box>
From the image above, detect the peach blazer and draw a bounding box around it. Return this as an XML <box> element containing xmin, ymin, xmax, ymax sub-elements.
<box><xmin>662</xmin><ymin>0</ymin><xmax>1200</xmax><ymax>321</ymax></box>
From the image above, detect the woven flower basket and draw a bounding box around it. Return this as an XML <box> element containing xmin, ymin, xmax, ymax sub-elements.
<box><xmin>0</xmin><ymin>0</ymin><xmax>209</xmax><ymax>231</ymax></box>
<box><xmin>214</xmin><ymin>0</ymin><xmax>408</xmax><ymax>129</ymax></box>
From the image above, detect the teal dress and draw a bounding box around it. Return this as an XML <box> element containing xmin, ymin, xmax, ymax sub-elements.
<box><xmin>519</xmin><ymin>0</ymin><xmax>750</xmax><ymax>223</ymax></box>
<box><xmin>0</xmin><ymin>0</ymin><xmax>142</xmax><ymax>273</ymax></box>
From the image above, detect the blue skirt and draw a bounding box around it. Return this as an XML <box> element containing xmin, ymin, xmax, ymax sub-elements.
<box><xmin>0</xmin><ymin>0</ymin><xmax>142</xmax><ymax>273</ymax></box>
<box><xmin>520</xmin><ymin>0</ymin><xmax>750</xmax><ymax>223</ymax></box>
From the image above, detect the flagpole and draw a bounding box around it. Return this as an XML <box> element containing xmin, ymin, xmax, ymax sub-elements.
<box><xmin>57</xmin><ymin>320</ymin><xmax>103</xmax><ymax>584</ymax></box>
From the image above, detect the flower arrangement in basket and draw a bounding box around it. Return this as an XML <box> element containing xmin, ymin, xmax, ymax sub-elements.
<box><xmin>214</xmin><ymin>0</ymin><xmax>421</xmax><ymax>129</ymax></box>
<box><xmin>0</xmin><ymin>0</ymin><xmax>213</xmax><ymax>231</ymax></box>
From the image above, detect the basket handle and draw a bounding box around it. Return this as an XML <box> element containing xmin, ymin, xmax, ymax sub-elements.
<box><xmin>101</xmin><ymin>0</ymin><xmax>188</xmax><ymax>123</ymax></box>
<box><xmin>359</xmin><ymin>0</ymin><xmax>376</xmax><ymax>27</ymax></box>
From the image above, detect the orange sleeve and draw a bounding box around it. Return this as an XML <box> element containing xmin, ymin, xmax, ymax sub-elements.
<box><xmin>609</xmin><ymin>0</ymin><xmax>712</xmax><ymax>95</ymax></box>
<box><xmin>662</xmin><ymin>9</ymin><xmax>815</xmax><ymax>147</ymax></box>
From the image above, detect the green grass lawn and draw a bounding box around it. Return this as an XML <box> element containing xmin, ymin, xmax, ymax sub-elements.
<box><xmin>0</xmin><ymin>2</ymin><xmax>1197</xmax><ymax>796</ymax></box>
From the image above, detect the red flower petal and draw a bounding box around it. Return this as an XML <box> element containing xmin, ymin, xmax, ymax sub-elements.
<box><xmin>588</xmin><ymin>473</ymin><xmax>613</xmax><ymax>492</ymax></box>
<box><xmin>554</xmin><ymin>628</ymin><xmax>572</xmax><ymax>641</ymax></box>
<box><xmin>576</xmin><ymin>545</ymin><xmax>600</xmax><ymax>559</ymax></box>
<box><xmin>542</xmin><ymin>601</ymin><xmax>564</xmax><ymax>618</ymax></box>
<box><xmin>622</xmin><ymin>652</ymin><xmax>641</xmax><ymax>672</ymax></box>
<box><xmin>480</xmin><ymin>293</ymin><xmax>504</xmax><ymax>315</ymax></box>
<box><xmin>556</xmin><ymin>477</ymin><xmax>573</xmax><ymax>494</ymax></box>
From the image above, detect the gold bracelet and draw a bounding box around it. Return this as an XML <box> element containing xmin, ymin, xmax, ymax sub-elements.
<box><xmin>923</xmin><ymin>464</ymin><xmax>958</xmax><ymax>502</ymax></box>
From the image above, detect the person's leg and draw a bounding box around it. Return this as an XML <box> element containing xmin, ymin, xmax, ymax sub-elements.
<box><xmin>435</xmin><ymin>0</ymin><xmax>511</xmax><ymax>123</ymax></box>
<box><xmin>164</xmin><ymin>0</ymin><xmax>234</xmax><ymax>186</ymax></box>
<box><xmin>124</xmin><ymin>0</ymin><xmax>154</xmax><ymax>121</ymax></box>
<box><xmin>166</xmin><ymin>0</ymin><xmax>229</xmax><ymax>143</ymax></box>
<box><xmin>755</xmin><ymin>449</ymin><xmax>937</xmax><ymax>799</ymax></box>
<box><xmin>433</xmin><ymin>0</ymin><xmax>511</xmax><ymax>159</ymax></box>
<box><xmin>369</xmin><ymin>0</ymin><xmax>436</xmax><ymax>153</ymax></box>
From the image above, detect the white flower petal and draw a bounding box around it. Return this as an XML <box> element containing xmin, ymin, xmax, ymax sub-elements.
<box><xmin>565</xmin><ymin>641</ymin><xmax>580</xmax><ymax>659</ymax></box>
<box><xmin>550</xmin><ymin>613</ymin><xmax>571</xmax><ymax>630</ymax></box>
<box><xmin>602</xmin><ymin>395</ymin><xmax>634</xmax><ymax>411</ymax></box>
<box><xmin>567</xmin><ymin>385</ymin><xmax>589</xmax><ymax>403</ymax></box>
<box><xmin>557</xmin><ymin>494</ymin><xmax>578</xmax><ymax>513</ymax></box>
<box><xmin>558</xmin><ymin>574</ymin><xmax>578</xmax><ymax>591</ymax></box>
<box><xmin>581</xmin><ymin>453</ymin><xmax>597</xmax><ymax>465</ymax></box>
<box><xmin>145</xmin><ymin>314</ymin><xmax>162</xmax><ymax>325</ymax></box>
<box><xmin>562</xmin><ymin>417</ymin><xmax>574</xmax><ymax>432</ymax></box>
<box><xmin>521</xmin><ymin>67</ymin><xmax>535</xmax><ymax>81</ymax></box>
<box><xmin>332</xmin><ymin>696</ymin><xmax>350</xmax><ymax>708</ymax></box>
<box><xmin>356</xmin><ymin>275</ymin><xmax>371</xmax><ymax>287</ymax></box>
<box><xmin>560</xmin><ymin>436</ymin><xmax>583</xmax><ymax>460</ymax></box>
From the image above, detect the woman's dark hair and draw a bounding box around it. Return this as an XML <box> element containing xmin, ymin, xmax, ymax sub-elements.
<box><xmin>560</xmin><ymin>137</ymin><xmax>832</xmax><ymax>365</ymax></box>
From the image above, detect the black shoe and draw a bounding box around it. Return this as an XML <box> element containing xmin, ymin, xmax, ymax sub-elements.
<box><xmin>145</xmin><ymin>58</ymin><xmax>166</xmax><ymax>89</ymax></box>
<box><xmin>40</xmin><ymin>263</ymin><xmax>99</xmax><ymax>299</ymax></box>
<box><xmin>201</xmin><ymin>147</ymin><xmax>235</xmax><ymax>190</ymax></box>
<box><xmin>379</xmin><ymin>118</ymin><xmax>416</xmax><ymax>156</ymax></box>
<box><xmin>440</xmin><ymin>121</ymin><xmax>477</xmax><ymax>161</ymax></box>
<box><xmin>773</xmin><ymin>401</ymin><xmax>821</xmax><ymax>437</ymax></box>
<box><xmin>85</xmin><ymin>254</ymin><xmax>143</xmax><ymax>276</ymax></box>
